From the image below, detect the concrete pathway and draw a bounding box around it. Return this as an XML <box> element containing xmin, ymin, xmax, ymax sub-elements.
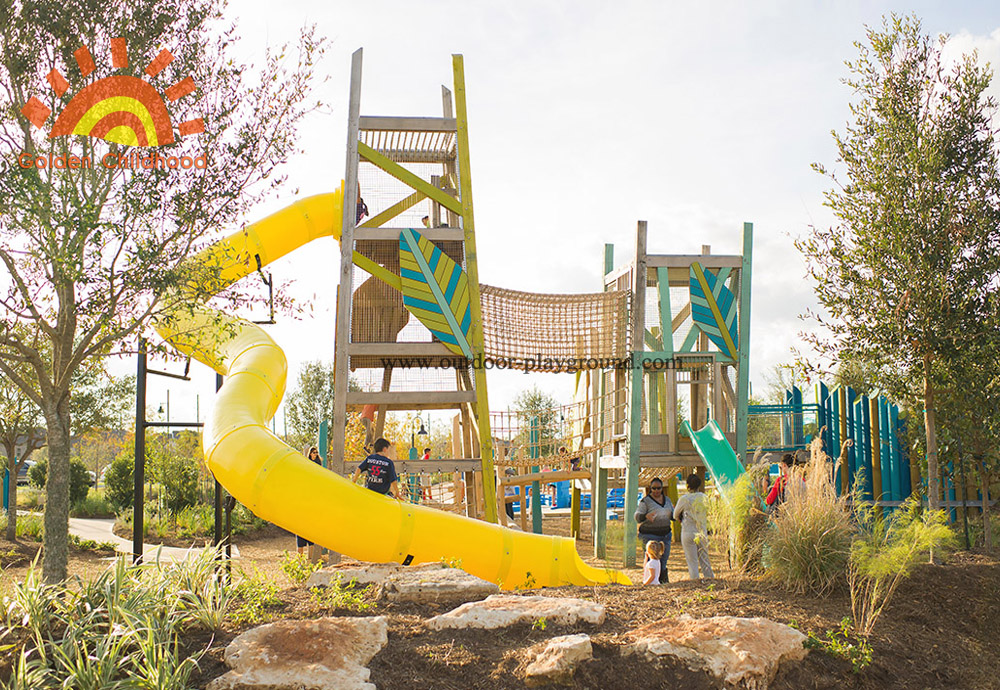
<box><xmin>69</xmin><ymin>517</ymin><xmax>240</xmax><ymax>562</ymax></box>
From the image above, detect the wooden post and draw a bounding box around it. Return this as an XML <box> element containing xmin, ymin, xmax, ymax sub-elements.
<box><xmin>870</xmin><ymin>396</ymin><xmax>882</xmax><ymax>512</ymax></box>
<box><xmin>571</xmin><ymin>481</ymin><xmax>581</xmax><ymax>539</ymax></box>
<box><xmin>331</xmin><ymin>48</ymin><xmax>363</xmax><ymax>480</ymax></box>
<box><xmin>624</xmin><ymin>221</ymin><xmax>647</xmax><ymax>568</ymax></box>
<box><xmin>452</xmin><ymin>55</ymin><xmax>498</xmax><ymax>523</ymax></box>
<box><xmin>593</xmin><ymin>244</ymin><xmax>613</xmax><ymax>559</ymax></box>
<box><xmin>530</xmin><ymin>416</ymin><xmax>543</xmax><ymax>534</ymax></box>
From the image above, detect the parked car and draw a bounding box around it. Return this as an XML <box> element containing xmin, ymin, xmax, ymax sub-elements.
<box><xmin>16</xmin><ymin>461</ymin><xmax>36</xmax><ymax>486</ymax></box>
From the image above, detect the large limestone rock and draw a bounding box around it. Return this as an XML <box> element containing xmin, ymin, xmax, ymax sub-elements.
<box><xmin>426</xmin><ymin>595</ymin><xmax>605</xmax><ymax>630</ymax></box>
<box><xmin>306</xmin><ymin>561</ymin><xmax>498</xmax><ymax>604</ymax></box>
<box><xmin>381</xmin><ymin>565</ymin><xmax>499</xmax><ymax>603</ymax></box>
<box><xmin>208</xmin><ymin>616</ymin><xmax>388</xmax><ymax>690</ymax></box>
<box><xmin>525</xmin><ymin>634</ymin><xmax>593</xmax><ymax>686</ymax></box>
<box><xmin>628</xmin><ymin>615</ymin><xmax>807</xmax><ymax>689</ymax></box>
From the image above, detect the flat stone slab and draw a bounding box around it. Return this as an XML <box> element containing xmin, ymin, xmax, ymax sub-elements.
<box><xmin>207</xmin><ymin>616</ymin><xmax>387</xmax><ymax>690</ymax></box>
<box><xmin>307</xmin><ymin>562</ymin><xmax>436</xmax><ymax>587</ymax></box>
<box><xmin>525</xmin><ymin>633</ymin><xmax>593</xmax><ymax>686</ymax></box>
<box><xmin>628</xmin><ymin>615</ymin><xmax>807</xmax><ymax>689</ymax></box>
<box><xmin>306</xmin><ymin>561</ymin><xmax>498</xmax><ymax>604</ymax></box>
<box><xmin>381</xmin><ymin>566</ymin><xmax>499</xmax><ymax>603</ymax></box>
<box><xmin>426</xmin><ymin>595</ymin><xmax>605</xmax><ymax>630</ymax></box>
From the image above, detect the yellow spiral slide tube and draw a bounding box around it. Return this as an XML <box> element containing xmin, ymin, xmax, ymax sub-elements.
<box><xmin>155</xmin><ymin>187</ymin><xmax>630</xmax><ymax>588</ymax></box>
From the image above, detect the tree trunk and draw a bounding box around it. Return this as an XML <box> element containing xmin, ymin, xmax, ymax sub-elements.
<box><xmin>42</xmin><ymin>395</ymin><xmax>72</xmax><ymax>583</ymax></box>
<box><xmin>923</xmin><ymin>356</ymin><xmax>940</xmax><ymax>512</ymax></box>
<box><xmin>983</xmin><ymin>468</ymin><xmax>993</xmax><ymax>552</ymax></box>
<box><xmin>5</xmin><ymin>449</ymin><xmax>16</xmax><ymax>542</ymax></box>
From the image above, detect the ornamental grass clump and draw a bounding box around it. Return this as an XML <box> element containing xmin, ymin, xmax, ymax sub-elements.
<box><xmin>764</xmin><ymin>437</ymin><xmax>854</xmax><ymax>595</ymax></box>
<box><xmin>849</xmin><ymin>497</ymin><xmax>955</xmax><ymax>638</ymax></box>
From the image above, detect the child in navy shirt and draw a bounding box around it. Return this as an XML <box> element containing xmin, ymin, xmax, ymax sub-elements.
<box><xmin>352</xmin><ymin>438</ymin><xmax>402</xmax><ymax>498</ymax></box>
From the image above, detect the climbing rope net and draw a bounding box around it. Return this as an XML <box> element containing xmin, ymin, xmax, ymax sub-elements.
<box><xmin>480</xmin><ymin>285</ymin><xmax>631</xmax><ymax>372</ymax></box>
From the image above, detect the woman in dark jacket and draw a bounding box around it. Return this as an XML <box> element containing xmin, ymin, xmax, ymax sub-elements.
<box><xmin>634</xmin><ymin>477</ymin><xmax>674</xmax><ymax>584</ymax></box>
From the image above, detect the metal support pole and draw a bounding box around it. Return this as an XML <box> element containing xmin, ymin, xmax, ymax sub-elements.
<box><xmin>133</xmin><ymin>339</ymin><xmax>147</xmax><ymax>564</ymax></box>
<box><xmin>214</xmin><ymin>374</ymin><xmax>224</xmax><ymax>551</ymax></box>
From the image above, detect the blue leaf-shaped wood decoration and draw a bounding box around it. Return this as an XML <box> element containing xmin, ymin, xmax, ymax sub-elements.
<box><xmin>689</xmin><ymin>263</ymin><xmax>738</xmax><ymax>359</ymax></box>
<box><xmin>399</xmin><ymin>228</ymin><xmax>473</xmax><ymax>359</ymax></box>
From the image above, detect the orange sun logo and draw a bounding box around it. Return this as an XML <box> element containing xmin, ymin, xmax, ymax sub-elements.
<box><xmin>20</xmin><ymin>39</ymin><xmax>203</xmax><ymax>148</ymax></box>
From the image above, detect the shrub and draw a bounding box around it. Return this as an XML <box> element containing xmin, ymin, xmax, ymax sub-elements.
<box><xmin>15</xmin><ymin>486</ymin><xmax>43</xmax><ymax>510</ymax></box>
<box><xmin>104</xmin><ymin>448</ymin><xmax>135</xmax><ymax>510</ymax></box>
<box><xmin>176</xmin><ymin>504</ymin><xmax>215</xmax><ymax>537</ymax></box>
<box><xmin>281</xmin><ymin>551</ymin><xmax>324</xmax><ymax>584</ymax></box>
<box><xmin>849</xmin><ymin>496</ymin><xmax>955</xmax><ymax>637</ymax></box>
<box><xmin>764</xmin><ymin>439</ymin><xmax>854</xmax><ymax>595</ymax></box>
<box><xmin>70</xmin><ymin>488</ymin><xmax>116</xmax><ymax>518</ymax></box>
<box><xmin>28</xmin><ymin>457</ymin><xmax>93</xmax><ymax>505</ymax></box>
<box><xmin>708</xmin><ymin>454</ymin><xmax>771</xmax><ymax>577</ymax></box>
<box><xmin>154</xmin><ymin>451</ymin><xmax>199</xmax><ymax>513</ymax></box>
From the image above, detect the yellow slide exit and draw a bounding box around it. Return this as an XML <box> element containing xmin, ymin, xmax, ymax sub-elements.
<box><xmin>155</xmin><ymin>187</ymin><xmax>630</xmax><ymax>588</ymax></box>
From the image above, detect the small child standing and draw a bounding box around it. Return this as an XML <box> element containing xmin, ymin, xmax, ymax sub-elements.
<box><xmin>642</xmin><ymin>540</ymin><xmax>666</xmax><ymax>585</ymax></box>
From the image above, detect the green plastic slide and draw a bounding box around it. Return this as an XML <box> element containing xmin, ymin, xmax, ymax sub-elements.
<box><xmin>681</xmin><ymin>419</ymin><xmax>745</xmax><ymax>500</ymax></box>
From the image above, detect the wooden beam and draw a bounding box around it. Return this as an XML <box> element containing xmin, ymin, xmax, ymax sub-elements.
<box><xmin>500</xmin><ymin>469</ymin><xmax>592</xmax><ymax>488</ymax></box>
<box><xmin>349</xmin><ymin>342</ymin><xmax>460</xmax><ymax>357</ymax></box>
<box><xmin>331</xmin><ymin>48</ymin><xmax>363</xmax><ymax>476</ymax></box>
<box><xmin>354</xmin><ymin>227</ymin><xmax>465</xmax><ymax>241</ymax></box>
<box><xmin>647</xmin><ymin>255</ymin><xmax>743</xmax><ymax>269</ymax></box>
<box><xmin>358</xmin><ymin>142</ymin><xmax>464</xmax><ymax>216</ymax></box>
<box><xmin>358</xmin><ymin>190</ymin><xmax>426</xmax><ymax>229</ymax></box>
<box><xmin>453</xmin><ymin>54</ymin><xmax>497</xmax><ymax>524</ymax></box>
<box><xmin>359</xmin><ymin>115</ymin><xmax>457</xmax><ymax>132</ymax></box>
<box><xmin>395</xmin><ymin>460</ymin><xmax>481</xmax><ymax>473</ymax></box>
<box><xmin>734</xmin><ymin>223</ymin><xmax>753</xmax><ymax>464</ymax></box>
<box><xmin>625</xmin><ymin>220</ymin><xmax>647</xmax><ymax>568</ymax></box>
<box><xmin>352</xmin><ymin>251</ymin><xmax>402</xmax><ymax>291</ymax></box>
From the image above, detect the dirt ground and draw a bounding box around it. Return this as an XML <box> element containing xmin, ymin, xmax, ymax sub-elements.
<box><xmin>3</xmin><ymin>515</ymin><xmax>1000</xmax><ymax>689</ymax></box>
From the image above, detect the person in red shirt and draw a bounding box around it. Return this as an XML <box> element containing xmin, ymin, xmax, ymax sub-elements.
<box><xmin>766</xmin><ymin>453</ymin><xmax>795</xmax><ymax>507</ymax></box>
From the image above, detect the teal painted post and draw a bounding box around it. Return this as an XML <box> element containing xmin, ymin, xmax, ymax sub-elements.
<box><xmin>593</xmin><ymin>244</ymin><xmax>614</xmax><ymax>559</ymax></box>
<box><xmin>831</xmin><ymin>388</ymin><xmax>841</xmax><ymax>493</ymax></box>
<box><xmin>858</xmin><ymin>396</ymin><xmax>872</xmax><ymax>500</ymax></box>
<box><xmin>2</xmin><ymin>468</ymin><xmax>7</xmax><ymax>511</ymax></box>
<box><xmin>791</xmin><ymin>386</ymin><xmax>804</xmax><ymax>446</ymax></box>
<box><xmin>734</xmin><ymin>223</ymin><xmax>753</xmax><ymax>465</ymax></box>
<box><xmin>656</xmin><ymin>267</ymin><xmax>674</xmax><ymax>357</ymax></box>
<box><xmin>530</xmin><ymin>416</ymin><xmax>542</xmax><ymax>534</ymax></box>
<box><xmin>319</xmin><ymin>420</ymin><xmax>329</xmax><ymax>469</ymax></box>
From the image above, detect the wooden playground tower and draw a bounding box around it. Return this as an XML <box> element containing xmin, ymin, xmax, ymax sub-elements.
<box><xmin>592</xmin><ymin>226</ymin><xmax>753</xmax><ymax>566</ymax></box>
<box><xmin>329</xmin><ymin>50</ymin><xmax>755</xmax><ymax>569</ymax></box>
<box><xmin>331</xmin><ymin>49</ymin><xmax>500</xmax><ymax>522</ymax></box>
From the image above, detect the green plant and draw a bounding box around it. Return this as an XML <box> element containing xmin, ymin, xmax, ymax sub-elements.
<box><xmin>153</xmin><ymin>450</ymin><xmax>200</xmax><ymax>514</ymax></box>
<box><xmin>70</xmin><ymin>488</ymin><xmax>116</xmax><ymax>519</ymax></box>
<box><xmin>764</xmin><ymin>439</ymin><xmax>854</xmax><ymax>594</ymax></box>
<box><xmin>231</xmin><ymin>564</ymin><xmax>283</xmax><ymax>626</ymax></box>
<box><xmin>9</xmin><ymin>513</ymin><xmax>44</xmax><ymax>541</ymax></box>
<box><xmin>532</xmin><ymin>616</ymin><xmax>547</xmax><ymax>631</ymax></box>
<box><xmin>849</xmin><ymin>496</ymin><xmax>956</xmax><ymax>637</ymax></box>
<box><xmin>15</xmin><ymin>487</ymin><xmax>43</xmax><ymax>511</ymax></box>
<box><xmin>280</xmin><ymin>551</ymin><xmax>324</xmax><ymax>584</ymax></box>
<box><xmin>104</xmin><ymin>449</ymin><xmax>135</xmax><ymax>511</ymax></box>
<box><xmin>803</xmin><ymin>617</ymin><xmax>874</xmax><ymax>673</ymax></box>
<box><xmin>439</xmin><ymin>556</ymin><xmax>464</xmax><ymax>570</ymax></box>
<box><xmin>308</xmin><ymin>578</ymin><xmax>374</xmax><ymax>613</ymax></box>
<box><xmin>29</xmin><ymin>457</ymin><xmax>93</xmax><ymax>505</ymax></box>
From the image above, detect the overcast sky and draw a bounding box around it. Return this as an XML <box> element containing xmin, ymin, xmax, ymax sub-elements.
<box><xmin>129</xmin><ymin>1</ymin><xmax>1000</xmax><ymax>437</ymax></box>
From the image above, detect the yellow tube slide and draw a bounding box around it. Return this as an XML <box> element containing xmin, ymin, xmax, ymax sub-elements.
<box><xmin>156</xmin><ymin>187</ymin><xmax>630</xmax><ymax>588</ymax></box>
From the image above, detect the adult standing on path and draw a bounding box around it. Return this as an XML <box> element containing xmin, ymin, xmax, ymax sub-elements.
<box><xmin>635</xmin><ymin>477</ymin><xmax>673</xmax><ymax>584</ymax></box>
<box><xmin>296</xmin><ymin>447</ymin><xmax>323</xmax><ymax>555</ymax></box>
<box><xmin>352</xmin><ymin>438</ymin><xmax>402</xmax><ymax>499</ymax></box>
<box><xmin>673</xmin><ymin>473</ymin><xmax>714</xmax><ymax>580</ymax></box>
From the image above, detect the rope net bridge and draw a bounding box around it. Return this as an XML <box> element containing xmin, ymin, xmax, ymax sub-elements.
<box><xmin>489</xmin><ymin>385</ymin><xmax>626</xmax><ymax>469</ymax></box>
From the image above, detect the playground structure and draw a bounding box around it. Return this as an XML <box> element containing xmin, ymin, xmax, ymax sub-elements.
<box><xmin>154</xmin><ymin>49</ymin><xmax>761</xmax><ymax>583</ymax></box>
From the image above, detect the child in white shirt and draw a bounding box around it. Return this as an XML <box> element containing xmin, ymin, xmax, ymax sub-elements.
<box><xmin>673</xmin><ymin>473</ymin><xmax>714</xmax><ymax>580</ymax></box>
<box><xmin>642</xmin><ymin>540</ymin><xmax>665</xmax><ymax>585</ymax></box>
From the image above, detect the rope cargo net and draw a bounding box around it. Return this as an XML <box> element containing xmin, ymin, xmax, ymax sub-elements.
<box><xmin>480</xmin><ymin>285</ymin><xmax>630</xmax><ymax>372</ymax></box>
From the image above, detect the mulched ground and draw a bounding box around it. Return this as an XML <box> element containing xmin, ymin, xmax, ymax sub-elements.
<box><xmin>5</xmin><ymin>522</ymin><xmax>999</xmax><ymax>689</ymax></box>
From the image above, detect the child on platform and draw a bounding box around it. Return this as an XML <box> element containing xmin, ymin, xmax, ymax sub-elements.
<box><xmin>642</xmin><ymin>540</ymin><xmax>666</xmax><ymax>585</ymax></box>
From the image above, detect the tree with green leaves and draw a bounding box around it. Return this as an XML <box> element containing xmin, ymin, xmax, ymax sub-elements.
<box><xmin>798</xmin><ymin>14</ymin><xmax>1000</xmax><ymax>514</ymax></box>
<box><xmin>513</xmin><ymin>386</ymin><xmax>563</xmax><ymax>459</ymax></box>
<box><xmin>284</xmin><ymin>360</ymin><xmax>360</xmax><ymax>451</ymax></box>
<box><xmin>0</xmin><ymin>0</ymin><xmax>324</xmax><ymax>582</ymax></box>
